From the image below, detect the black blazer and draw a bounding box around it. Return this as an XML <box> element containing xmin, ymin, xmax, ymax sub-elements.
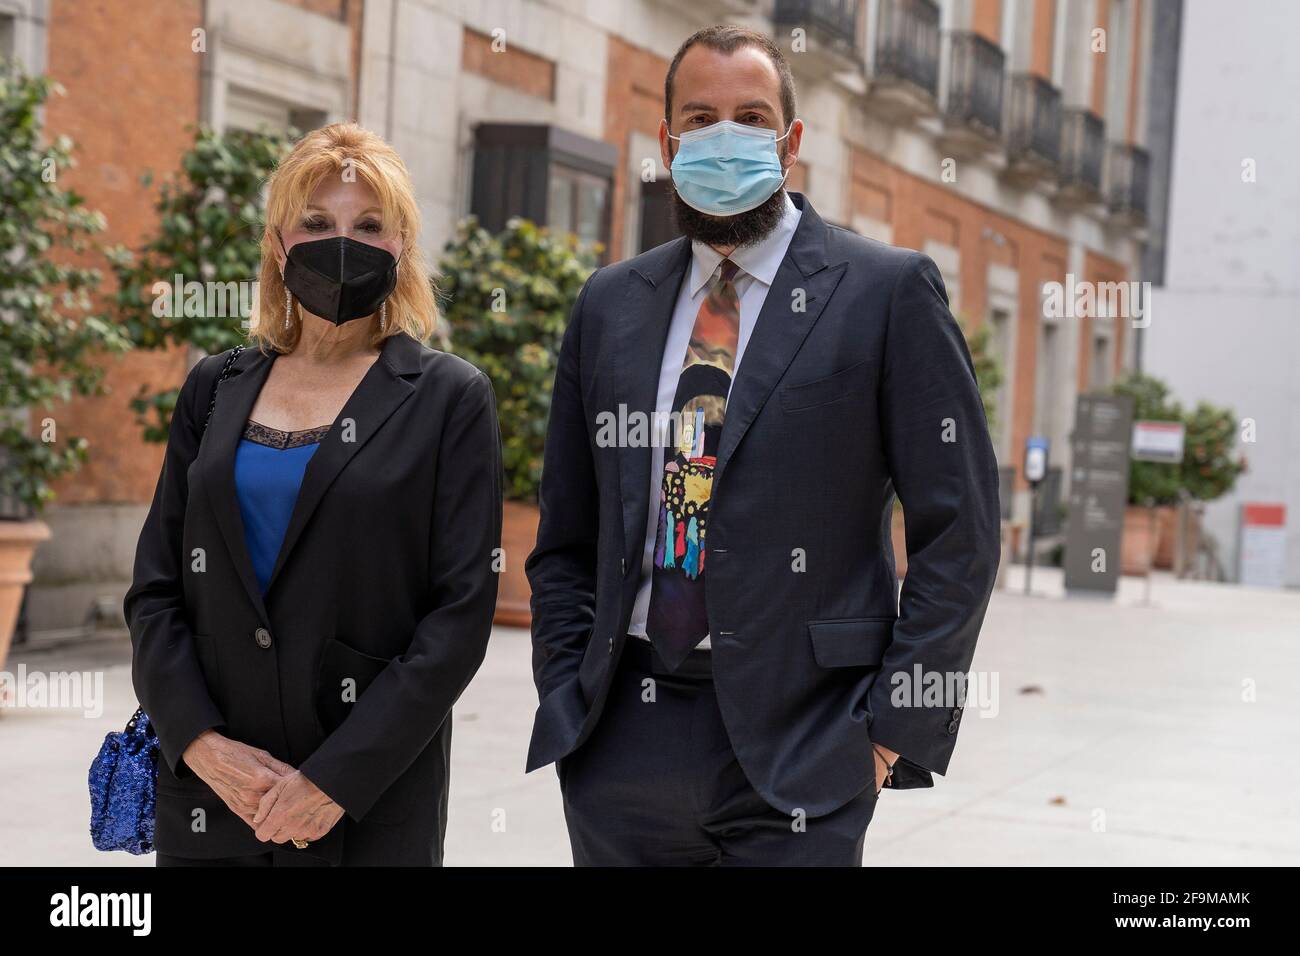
<box><xmin>525</xmin><ymin>194</ymin><xmax>1001</xmax><ymax>817</ymax></box>
<box><xmin>124</xmin><ymin>332</ymin><xmax>502</xmax><ymax>865</ymax></box>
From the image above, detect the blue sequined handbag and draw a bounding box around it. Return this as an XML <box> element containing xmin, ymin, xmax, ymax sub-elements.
<box><xmin>88</xmin><ymin>707</ymin><xmax>158</xmax><ymax>854</ymax></box>
<box><xmin>88</xmin><ymin>345</ymin><xmax>243</xmax><ymax>853</ymax></box>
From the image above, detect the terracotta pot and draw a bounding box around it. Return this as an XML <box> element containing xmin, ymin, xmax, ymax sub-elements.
<box><xmin>1153</xmin><ymin>505</ymin><xmax>1177</xmax><ymax>570</ymax></box>
<box><xmin>1120</xmin><ymin>505</ymin><xmax>1158</xmax><ymax>576</ymax></box>
<box><xmin>0</xmin><ymin>519</ymin><xmax>51</xmax><ymax>705</ymax></box>
<box><xmin>495</xmin><ymin>500</ymin><xmax>539</xmax><ymax>628</ymax></box>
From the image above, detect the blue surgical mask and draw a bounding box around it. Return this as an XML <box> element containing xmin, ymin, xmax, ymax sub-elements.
<box><xmin>669</xmin><ymin>120</ymin><xmax>793</xmax><ymax>217</ymax></box>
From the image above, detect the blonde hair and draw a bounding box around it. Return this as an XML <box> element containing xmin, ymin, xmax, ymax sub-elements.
<box><xmin>249</xmin><ymin>122</ymin><xmax>437</xmax><ymax>351</ymax></box>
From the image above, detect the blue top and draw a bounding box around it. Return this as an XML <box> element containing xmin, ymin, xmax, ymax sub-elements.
<box><xmin>233</xmin><ymin>420</ymin><xmax>329</xmax><ymax>593</ymax></box>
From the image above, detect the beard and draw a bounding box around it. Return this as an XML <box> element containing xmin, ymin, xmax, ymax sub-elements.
<box><xmin>671</xmin><ymin>185</ymin><xmax>788</xmax><ymax>249</ymax></box>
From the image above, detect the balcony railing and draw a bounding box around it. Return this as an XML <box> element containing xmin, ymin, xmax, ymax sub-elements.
<box><xmin>1005</xmin><ymin>73</ymin><xmax>1061</xmax><ymax>177</ymax></box>
<box><xmin>1107</xmin><ymin>142</ymin><xmax>1150</xmax><ymax>224</ymax></box>
<box><xmin>874</xmin><ymin>0</ymin><xmax>941</xmax><ymax>100</ymax></box>
<box><xmin>773</xmin><ymin>0</ymin><xmax>860</xmax><ymax>54</ymax></box>
<box><xmin>1058</xmin><ymin>108</ymin><xmax>1104</xmax><ymax>202</ymax></box>
<box><xmin>944</xmin><ymin>31</ymin><xmax>1005</xmax><ymax>139</ymax></box>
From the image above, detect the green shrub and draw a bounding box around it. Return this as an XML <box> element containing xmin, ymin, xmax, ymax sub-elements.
<box><xmin>0</xmin><ymin>62</ymin><xmax>128</xmax><ymax>515</ymax></box>
<box><xmin>105</xmin><ymin>125</ymin><xmax>293</xmax><ymax>441</ymax></box>
<box><xmin>1111</xmin><ymin>372</ymin><xmax>1245</xmax><ymax>504</ymax></box>
<box><xmin>438</xmin><ymin>217</ymin><xmax>598</xmax><ymax>502</ymax></box>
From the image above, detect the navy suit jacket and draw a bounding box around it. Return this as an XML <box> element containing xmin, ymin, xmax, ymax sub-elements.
<box><xmin>525</xmin><ymin>193</ymin><xmax>1000</xmax><ymax>816</ymax></box>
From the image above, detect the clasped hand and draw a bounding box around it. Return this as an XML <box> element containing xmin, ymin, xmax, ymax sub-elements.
<box><xmin>181</xmin><ymin>730</ymin><xmax>345</xmax><ymax>845</ymax></box>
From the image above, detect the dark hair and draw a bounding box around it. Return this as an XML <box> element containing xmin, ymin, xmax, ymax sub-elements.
<box><xmin>664</xmin><ymin>25</ymin><xmax>798</xmax><ymax>131</ymax></box>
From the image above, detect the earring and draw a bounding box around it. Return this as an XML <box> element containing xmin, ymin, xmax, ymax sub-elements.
<box><xmin>284</xmin><ymin>288</ymin><xmax>292</xmax><ymax>330</ymax></box>
<box><xmin>381</xmin><ymin>261</ymin><xmax>397</xmax><ymax>334</ymax></box>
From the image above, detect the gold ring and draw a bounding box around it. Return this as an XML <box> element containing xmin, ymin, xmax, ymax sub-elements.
<box><xmin>292</xmin><ymin>839</ymin><xmax>309</xmax><ymax>849</ymax></box>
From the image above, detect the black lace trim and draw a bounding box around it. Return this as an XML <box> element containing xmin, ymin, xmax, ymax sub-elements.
<box><xmin>242</xmin><ymin>419</ymin><xmax>331</xmax><ymax>449</ymax></box>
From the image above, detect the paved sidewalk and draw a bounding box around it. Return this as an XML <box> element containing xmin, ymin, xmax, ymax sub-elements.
<box><xmin>2</xmin><ymin>566</ymin><xmax>1296</xmax><ymax>866</ymax></box>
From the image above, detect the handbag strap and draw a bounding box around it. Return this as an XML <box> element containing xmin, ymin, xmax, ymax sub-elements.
<box><xmin>202</xmin><ymin>344</ymin><xmax>245</xmax><ymax>435</ymax></box>
<box><xmin>125</xmin><ymin>706</ymin><xmax>145</xmax><ymax>732</ymax></box>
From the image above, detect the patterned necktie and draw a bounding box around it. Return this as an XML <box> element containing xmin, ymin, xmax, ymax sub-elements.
<box><xmin>647</xmin><ymin>258</ymin><xmax>741</xmax><ymax>671</ymax></box>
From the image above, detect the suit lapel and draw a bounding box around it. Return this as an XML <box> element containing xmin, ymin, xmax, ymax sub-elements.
<box><xmin>264</xmin><ymin>333</ymin><xmax>421</xmax><ymax>593</ymax></box>
<box><xmin>199</xmin><ymin>347</ymin><xmax>275</xmax><ymax>623</ymax></box>
<box><xmin>714</xmin><ymin>194</ymin><xmax>845</xmax><ymax>485</ymax></box>
<box><xmin>615</xmin><ymin>237</ymin><xmax>691</xmax><ymax>568</ymax></box>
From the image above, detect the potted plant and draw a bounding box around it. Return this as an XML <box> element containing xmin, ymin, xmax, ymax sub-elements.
<box><xmin>1180</xmin><ymin>400</ymin><xmax>1247</xmax><ymax>502</ymax></box>
<box><xmin>0</xmin><ymin>63</ymin><xmax>129</xmax><ymax>684</ymax></box>
<box><xmin>1171</xmin><ymin>399</ymin><xmax>1247</xmax><ymax>567</ymax></box>
<box><xmin>438</xmin><ymin>217</ymin><xmax>597</xmax><ymax>626</ymax></box>
<box><xmin>1110</xmin><ymin>373</ymin><xmax>1247</xmax><ymax>575</ymax></box>
<box><xmin>1111</xmin><ymin>373</ymin><xmax>1183</xmax><ymax>574</ymax></box>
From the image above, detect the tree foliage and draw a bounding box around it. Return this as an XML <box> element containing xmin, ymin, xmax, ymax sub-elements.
<box><xmin>958</xmin><ymin>317</ymin><xmax>1004</xmax><ymax>434</ymax></box>
<box><xmin>105</xmin><ymin>125</ymin><xmax>293</xmax><ymax>441</ymax></box>
<box><xmin>439</xmin><ymin>217</ymin><xmax>598</xmax><ymax>502</ymax></box>
<box><xmin>0</xmin><ymin>62</ymin><xmax>129</xmax><ymax>514</ymax></box>
<box><xmin>1111</xmin><ymin>372</ymin><xmax>1245</xmax><ymax>504</ymax></box>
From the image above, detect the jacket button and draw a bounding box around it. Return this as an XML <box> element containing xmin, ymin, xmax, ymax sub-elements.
<box><xmin>608</xmin><ymin>637</ymin><xmax>614</xmax><ymax>654</ymax></box>
<box><xmin>254</xmin><ymin>627</ymin><xmax>272</xmax><ymax>649</ymax></box>
<box><xmin>946</xmin><ymin>719</ymin><xmax>959</xmax><ymax>734</ymax></box>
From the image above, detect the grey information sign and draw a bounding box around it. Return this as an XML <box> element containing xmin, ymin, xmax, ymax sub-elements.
<box><xmin>1064</xmin><ymin>393</ymin><xmax>1135</xmax><ymax>595</ymax></box>
<box><xmin>1033</xmin><ymin>466</ymin><xmax>1064</xmax><ymax>537</ymax></box>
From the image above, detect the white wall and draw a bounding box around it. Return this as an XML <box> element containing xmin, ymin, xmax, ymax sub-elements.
<box><xmin>1144</xmin><ymin>0</ymin><xmax>1300</xmax><ymax>586</ymax></box>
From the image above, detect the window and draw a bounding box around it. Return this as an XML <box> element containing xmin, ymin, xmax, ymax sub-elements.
<box><xmin>0</xmin><ymin>13</ymin><xmax>15</xmax><ymax>59</ymax></box>
<box><xmin>1090</xmin><ymin>333</ymin><xmax>1113</xmax><ymax>389</ymax></box>
<box><xmin>200</xmin><ymin>0</ymin><xmax>349</xmax><ymax>134</ymax></box>
<box><xmin>1034</xmin><ymin>320</ymin><xmax>1060</xmax><ymax>438</ymax></box>
<box><xmin>471</xmin><ymin>123</ymin><xmax>616</xmax><ymax>258</ymax></box>
<box><xmin>1105</xmin><ymin>0</ymin><xmax>1133</xmax><ymax>137</ymax></box>
<box><xmin>637</xmin><ymin>178</ymin><xmax>678</xmax><ymax>253</ymax></box>
<box><xmin>988</xmin><ymin>307</ymin><xmax>1014</xmax><ymax>454</ymax></box>
<box><xmin>923</xmin><ymin>241</ymin><xmax>961</xmax><ymax>314</ymax></box>
<box><xmin>1090</xmin><ymin>292</ymin><xmax>1116</xmax><ymax>390</ymax></box>
<box><xmin>224</xmin><ymin>85</ymin><xmax>326</xmax><ymax>135</ymax></box>
<box><xmin>548</xmin><ymin>166</ymin><xmax>609</xmax><ymax>249</ymax></box>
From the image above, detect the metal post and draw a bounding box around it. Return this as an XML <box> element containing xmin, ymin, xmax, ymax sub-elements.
<box><xmin>1025</xmin><ymin>483</ymin><xmax>1038</xmax><ymax>595</ymax></box>
<box><xmin>1143</xmin><ymin>497</ymin><xmax>1156</xmax><ymax>606</ymax></box>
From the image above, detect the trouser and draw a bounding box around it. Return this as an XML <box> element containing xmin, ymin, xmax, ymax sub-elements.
<box><xmin>558</xmin><ymin>637</ymin><xmax>878</xmax><ymax>866</ymax></box>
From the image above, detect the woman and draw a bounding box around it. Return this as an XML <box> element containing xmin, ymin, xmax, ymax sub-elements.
<box><xmin>124</xmin><ymin>123</ymin><xmax>503</xmax><ymax>866</ymax></box>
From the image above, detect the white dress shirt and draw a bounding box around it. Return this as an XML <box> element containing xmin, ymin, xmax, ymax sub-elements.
<box><xmin>627</xmin><ymin>192</ymin><xmax>803</xmax><ymax>646</ymax></box>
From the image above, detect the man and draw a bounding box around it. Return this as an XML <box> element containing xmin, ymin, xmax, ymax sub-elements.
<box><xmin>525</xmin><ymin>24</ymin><xmax>1001</xmax><ymax>866</ymax></box>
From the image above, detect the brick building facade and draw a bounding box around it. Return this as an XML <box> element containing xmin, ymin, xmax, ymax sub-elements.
<box><xmin>1</xmin><ymin>0</ymin><xmax>1176</xmax><ymax>630</ymax></box>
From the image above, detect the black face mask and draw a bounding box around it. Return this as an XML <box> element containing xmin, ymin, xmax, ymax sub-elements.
<box><xmin>281</xmin><ymin>235</ymin><xmax>397</xmax><ymax>325</ymax></box>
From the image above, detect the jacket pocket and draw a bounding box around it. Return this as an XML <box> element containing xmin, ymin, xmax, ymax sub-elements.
<box><xmin>314</xmin><ymin>637</ymin><xmax>393</xmax><ymax>736</ymax></box>
<box><xmin>807</xmin><ymin>617</ymin><xmax>895</xmax><ymax>668</ymax></box>
<box><xmin>779</xmin><ymin>359</ymin><xmax>870</xmax><ymax>412</ymax></box>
